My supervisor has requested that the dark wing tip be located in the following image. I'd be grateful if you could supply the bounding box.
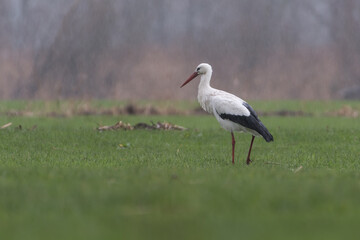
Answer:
[219,112,274,142]
[243,102,274,142]
[265,133,274,142]
[242,102,258,120]
[258,121,273,142]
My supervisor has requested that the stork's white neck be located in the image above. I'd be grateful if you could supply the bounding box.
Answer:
[198,69,213,90]
[197,69,215,113]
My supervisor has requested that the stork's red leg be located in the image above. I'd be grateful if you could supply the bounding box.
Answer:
[246,136,255,165]
[231,132,235,164]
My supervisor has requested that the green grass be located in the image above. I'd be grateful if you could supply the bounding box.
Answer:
[1,101,360,240]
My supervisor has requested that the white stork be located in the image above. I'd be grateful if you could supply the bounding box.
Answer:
[181,63,273,165]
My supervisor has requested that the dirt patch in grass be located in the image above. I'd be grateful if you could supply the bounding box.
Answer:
[326,105,359,118]
[96,121,186,131]
[3,103,196,117]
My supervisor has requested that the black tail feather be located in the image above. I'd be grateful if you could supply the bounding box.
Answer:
[218,112,274,142]
[258,121,273,142]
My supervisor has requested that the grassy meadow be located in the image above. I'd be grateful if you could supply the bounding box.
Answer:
[0,100,360,240]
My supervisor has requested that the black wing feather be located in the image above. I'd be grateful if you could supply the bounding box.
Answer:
[243,102,259,120]
[218,102,274,142]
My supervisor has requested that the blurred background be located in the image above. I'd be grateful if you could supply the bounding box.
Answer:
[0,0,359,100]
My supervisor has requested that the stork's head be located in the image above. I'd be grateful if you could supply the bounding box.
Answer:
[181,63,212,88]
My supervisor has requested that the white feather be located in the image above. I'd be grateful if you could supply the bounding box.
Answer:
[195,63,256,134]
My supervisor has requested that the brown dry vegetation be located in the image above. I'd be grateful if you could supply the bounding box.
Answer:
[0,50,32,98]
[0,46,350,100]
[1,0,360,100]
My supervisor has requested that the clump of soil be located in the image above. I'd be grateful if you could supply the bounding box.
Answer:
[327,105,359,118]
[96,121,186,131]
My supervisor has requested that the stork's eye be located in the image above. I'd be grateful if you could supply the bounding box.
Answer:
[196,67,200,72]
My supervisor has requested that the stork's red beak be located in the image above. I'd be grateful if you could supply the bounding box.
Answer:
[181,72,199,88]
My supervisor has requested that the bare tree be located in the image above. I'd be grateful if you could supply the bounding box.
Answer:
[0,0,11,47]
[31,0,116,98]
[1,0,360,99]
[328,0,360,85]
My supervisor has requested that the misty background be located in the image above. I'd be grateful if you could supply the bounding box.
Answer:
[0,0,360,100]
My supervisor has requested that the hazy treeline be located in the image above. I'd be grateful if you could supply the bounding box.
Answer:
[0,0,360,99]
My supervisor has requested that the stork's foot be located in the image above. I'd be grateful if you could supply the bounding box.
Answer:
[246,158,252,165]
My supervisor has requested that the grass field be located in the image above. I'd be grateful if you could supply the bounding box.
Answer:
[1,100,360,240]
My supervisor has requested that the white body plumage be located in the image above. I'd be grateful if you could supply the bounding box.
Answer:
[196,63,260,136]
